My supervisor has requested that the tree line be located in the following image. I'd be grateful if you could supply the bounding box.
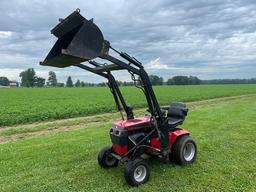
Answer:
[0,68,255,87]
[201,78,256,84]
[16,68,104,87]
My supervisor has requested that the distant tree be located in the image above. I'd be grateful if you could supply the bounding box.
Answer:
[47,71,57,86]
[0,76,10,86]
[202,78,256,84]
[166,76,202,85]
[248,78,256,84]
[188,76,201,85]
[66,76,73,87]
[123,81,129,86]
[166,78,174,85]
[149,75,163,85]
[56,83,65,87]
[19,68,36,87]
[172,76,189,85]
[124,81,134,86]
[81,81,90,87]
[34,77,45,87]
[98,82,107,87]
[88,83,95,87]
[75,80,81,87]
[116,81,122,86]
[80,81,85,87]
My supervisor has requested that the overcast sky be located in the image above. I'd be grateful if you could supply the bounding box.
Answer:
[0,0,256,83]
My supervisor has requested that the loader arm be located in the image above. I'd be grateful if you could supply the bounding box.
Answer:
[75,63,134,120]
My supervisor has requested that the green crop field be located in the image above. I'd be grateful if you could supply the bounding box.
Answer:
[0,84,256,126]
[0,95,255,191]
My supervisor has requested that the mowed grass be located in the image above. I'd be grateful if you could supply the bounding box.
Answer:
[0,96,255,191]
[0,84,256,126]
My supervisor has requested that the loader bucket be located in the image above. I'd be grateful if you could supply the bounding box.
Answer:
[40,10,105,68]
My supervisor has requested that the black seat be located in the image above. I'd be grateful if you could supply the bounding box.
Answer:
[167,102,188,128]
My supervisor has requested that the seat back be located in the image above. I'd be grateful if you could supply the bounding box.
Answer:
[167,102,188,120]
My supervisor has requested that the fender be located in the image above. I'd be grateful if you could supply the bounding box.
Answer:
[112,144,127,155]
[169,128,189,144]
[150,128,189,149]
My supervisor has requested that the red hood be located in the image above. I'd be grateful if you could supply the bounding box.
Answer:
[113,117,152,130]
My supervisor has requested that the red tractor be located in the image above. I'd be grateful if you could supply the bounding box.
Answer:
[41,9,197,186]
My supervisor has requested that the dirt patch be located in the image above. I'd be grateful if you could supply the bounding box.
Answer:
[0,122,101,144]
[0,94,255,144]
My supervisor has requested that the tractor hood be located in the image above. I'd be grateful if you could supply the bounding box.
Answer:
[113,117,152,131]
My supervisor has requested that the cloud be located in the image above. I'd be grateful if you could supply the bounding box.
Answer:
[0,31,12,38]
[146,58,170,69]
[0,0,256,82]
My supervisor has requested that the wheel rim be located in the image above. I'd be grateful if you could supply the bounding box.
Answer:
[134,165,147,182]
[105,154,116,166]
[183,142,195,161]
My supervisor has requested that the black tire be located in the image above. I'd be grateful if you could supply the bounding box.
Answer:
[124,158,150,186]
[98,146,118,168]
[171,135,197,165]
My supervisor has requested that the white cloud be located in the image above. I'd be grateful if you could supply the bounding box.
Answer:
[146,58,170,69]
[0,31,12,39]
[0,68,23,80]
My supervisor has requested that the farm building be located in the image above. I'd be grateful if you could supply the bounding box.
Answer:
[9,82,18,87]
[0,82,18,88]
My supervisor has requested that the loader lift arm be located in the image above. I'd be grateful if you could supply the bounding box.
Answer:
[75,62,134,120]
[74,47,164,129]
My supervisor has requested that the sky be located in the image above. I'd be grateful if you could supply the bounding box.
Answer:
[0,0,256,83]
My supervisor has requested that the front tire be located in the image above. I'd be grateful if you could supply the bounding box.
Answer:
[124,158,150,186]
[171,135,197,165]
[98,146,118,168]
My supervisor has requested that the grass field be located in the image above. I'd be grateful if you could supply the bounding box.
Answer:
[0,96,255,191]
[1,84,256,126]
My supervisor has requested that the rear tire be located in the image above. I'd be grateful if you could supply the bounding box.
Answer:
[171,135,197,165]
[98,146,118,168]
[124,158,150,186]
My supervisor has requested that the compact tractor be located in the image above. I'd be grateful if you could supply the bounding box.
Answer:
[41,9,197,186]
